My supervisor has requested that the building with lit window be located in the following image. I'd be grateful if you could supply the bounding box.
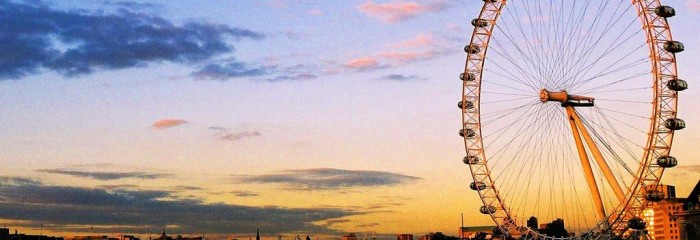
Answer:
[396,234,412,240]
[645,181,700,240]
[341,234,357,240]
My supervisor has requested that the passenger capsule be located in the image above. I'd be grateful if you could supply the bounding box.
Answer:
[655,6,676,18]
[667,79,688,91]
[460,72,476,81]
[471,19,489,27]
[664,118,686,130]
[480,205,497,214]
[627,217,647,230]
[459,128,476,138]
[664,41,685,53]
[464,45,481,54]
[463,156,480,165]
[657,156,678,168]
[645,189,665,202]
[470,181,487,190]
[458,101,474,110]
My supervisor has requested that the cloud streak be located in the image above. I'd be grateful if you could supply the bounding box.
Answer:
[36,169,172,180]
[687,0,700,12]
[376,74,425,82]
[236,168,421,190]
[0,177,358,234]
[358,1,448,23]
[344,58,383,71]
[230,191,260,197]
[152,119,188,129]
[0,1,263,79]
[210,127,262,141]
[192,61,273,80]
[340,34,448,72]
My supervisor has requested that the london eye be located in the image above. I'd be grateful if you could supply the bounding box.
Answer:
[460,0,687,239]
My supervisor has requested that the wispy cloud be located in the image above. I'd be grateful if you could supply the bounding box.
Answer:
[152,119,188,129]
[264,0,288,9]
[266,64,319,82]
[209,127,262,141]
[308,9,324,16]
[192,61,274,80]
[358,1,448,23]
[343,57,383,71]
[687,0,700,12]
[230,191,259,197]
[103,1,161,10]
[220,131,261,141]
[0,178,358,234]
[340,34,448,72]
[267,73,318,82]
[0,1,264,80]
[389,34,434,49]
[357,222,380,228]
[376,74,425,82]
[236,168,421,190]
[36,169,172,180]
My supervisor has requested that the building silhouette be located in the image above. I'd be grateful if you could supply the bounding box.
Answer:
[526,216,538,231]
[0,228,62,240]
[457,226,493,239]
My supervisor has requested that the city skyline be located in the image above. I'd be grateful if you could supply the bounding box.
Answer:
[1,0,700,238]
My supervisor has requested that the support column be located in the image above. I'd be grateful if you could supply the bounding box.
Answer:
[566,106,608,223]
[569,107,626,201]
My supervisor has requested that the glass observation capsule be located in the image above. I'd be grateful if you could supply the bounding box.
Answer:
[645,190,665,202]
[471,18,489,27]
[470,181,487,190]
[463,156,480,165]
[664,118,686,130]
[480,205,497,214]
[458,101,474,109]
[664,41,684,53]
[460,128,476,138]
[667,79,688,91]
[657,156,678,168]
[627,217,647,230]
[460,72,476,81]
[655,6,676,18]
[464,45,481,54]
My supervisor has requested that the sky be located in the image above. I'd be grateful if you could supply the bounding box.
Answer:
[0,0,699,239]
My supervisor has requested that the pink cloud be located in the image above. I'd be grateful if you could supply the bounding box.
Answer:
[152,119,188,129]
[379,50,441,63]
[339,34,447,72]
[308,9,324,16]
[687,0,700,12]
[265,0,287,8]
[358,1,447,23]
[389,34,434,49]
[343,57,381,71]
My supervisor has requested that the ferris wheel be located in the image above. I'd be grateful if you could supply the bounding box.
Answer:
[460,0,687,239]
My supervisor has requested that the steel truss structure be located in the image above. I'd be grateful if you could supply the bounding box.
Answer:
[460,0,686,239]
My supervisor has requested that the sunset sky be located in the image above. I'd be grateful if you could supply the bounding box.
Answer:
[1,0,699,239]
